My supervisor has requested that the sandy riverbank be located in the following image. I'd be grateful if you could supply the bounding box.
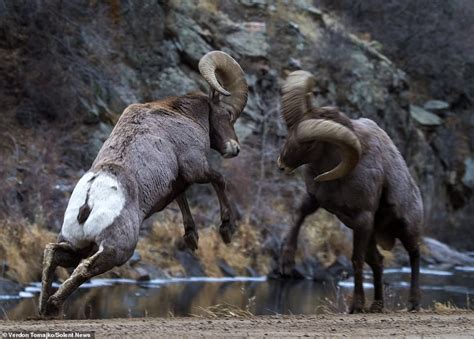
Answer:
[1,312,473,338]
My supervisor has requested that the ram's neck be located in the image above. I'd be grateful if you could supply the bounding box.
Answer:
[168,93,211,132]
[307,142,342,177]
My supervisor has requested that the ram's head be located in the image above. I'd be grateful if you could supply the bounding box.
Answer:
[199,51,248,158]
[277,71,361,182]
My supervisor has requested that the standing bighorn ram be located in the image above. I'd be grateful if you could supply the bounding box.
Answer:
[277,71,423,313]
[39,51,248,316]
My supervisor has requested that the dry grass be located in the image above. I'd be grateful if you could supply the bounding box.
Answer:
[299,209,352,268]
[432,299,473,314]
[0,205,351,284]
[433,301,462,314]
[193,302,254,319]
[314,297,341,314]
[271,2,323,42]
[0,219,56,283]
[195,0,219,12]
[135,209,268,277]
[196,220,264,276]
[0,207,268,285]
[135,212,186,277]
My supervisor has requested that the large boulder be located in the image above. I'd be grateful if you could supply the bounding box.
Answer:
[423,237,474,267]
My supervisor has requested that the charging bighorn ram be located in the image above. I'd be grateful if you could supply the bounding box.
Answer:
[39,51,248,316]
[277,71,423,313]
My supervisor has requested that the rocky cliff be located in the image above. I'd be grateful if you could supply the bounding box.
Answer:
[0,0,472,281]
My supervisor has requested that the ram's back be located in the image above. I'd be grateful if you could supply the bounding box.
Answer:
[354,118,423,249]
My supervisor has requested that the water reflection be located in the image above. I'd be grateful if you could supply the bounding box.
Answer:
[2,267,473,320]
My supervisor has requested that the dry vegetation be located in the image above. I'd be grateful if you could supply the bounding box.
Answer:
[129,199,356,280]
[135,209,270,277]
[193,301,255,319]
[298,209,351,268]
[432,301,472,314]
[0,202,354,284]
[0,219,56,284]
[0,112,82,231]
[433,301,461,314]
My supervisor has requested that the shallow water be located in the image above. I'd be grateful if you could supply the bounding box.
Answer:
[1,266,473,320]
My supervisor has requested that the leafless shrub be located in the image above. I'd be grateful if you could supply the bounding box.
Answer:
[1,0,118,126]
[0,0,123,229]
[317,0,474,102]
[0,219,56,283]
[0,129,73,230]
[193,302,254,318]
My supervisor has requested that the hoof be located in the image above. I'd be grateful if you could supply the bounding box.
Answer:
[408,302,420,312]
[39,290,53,316]
[38,298,48,316]
[38,293,46,315]
[42,298,62,317]
[183,230,199,251]
[349,307,365,314]
[349,302,365,314]
[369,300,384,313]
[219,220,235,244]
[279,249,296,276]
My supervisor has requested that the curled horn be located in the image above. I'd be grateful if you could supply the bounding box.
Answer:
[297,119,362,182]
[198,51,248,122]
[281,70,316,129]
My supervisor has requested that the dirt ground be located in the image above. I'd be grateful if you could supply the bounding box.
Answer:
[1,312,473,338]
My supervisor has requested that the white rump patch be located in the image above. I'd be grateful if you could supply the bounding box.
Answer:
[61,171,125,248]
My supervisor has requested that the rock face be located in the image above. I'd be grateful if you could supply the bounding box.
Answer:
[176,250,206,277]
[463,158,474,189]
[0,0,472,272]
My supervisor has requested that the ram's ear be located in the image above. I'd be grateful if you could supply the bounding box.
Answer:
[209,90,219,104]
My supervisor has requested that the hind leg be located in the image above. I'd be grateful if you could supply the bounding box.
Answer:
[39,242,83,316]
[348,212,374,314]
[280,193,319,275]
[399,229,421,311]
[365,236,384,312]
[43,243,132,316]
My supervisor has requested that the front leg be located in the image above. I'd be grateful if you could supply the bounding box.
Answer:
[280,193,319,276]
[365,235,384,313]
[197,168,236,244]
[176,193,199,251]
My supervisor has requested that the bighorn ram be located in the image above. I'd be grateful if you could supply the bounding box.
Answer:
[277,71,423,313]
[39,51,248,316]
